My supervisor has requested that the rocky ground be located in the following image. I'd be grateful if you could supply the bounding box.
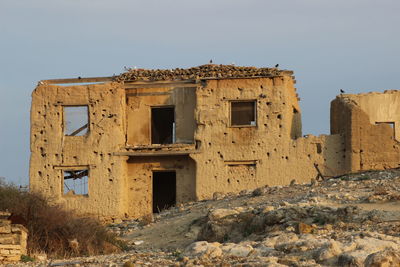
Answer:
[8,169,400,266]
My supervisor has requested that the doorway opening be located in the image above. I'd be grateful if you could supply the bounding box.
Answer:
[151,107,175,144]
[152,171,176,213]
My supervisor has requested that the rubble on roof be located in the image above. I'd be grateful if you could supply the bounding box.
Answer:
[115,64,291,82]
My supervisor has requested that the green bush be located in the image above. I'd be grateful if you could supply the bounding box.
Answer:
[0,182,127,258]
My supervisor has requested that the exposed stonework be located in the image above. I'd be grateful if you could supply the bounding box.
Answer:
[29,64,400,220]
[0,212,28,263]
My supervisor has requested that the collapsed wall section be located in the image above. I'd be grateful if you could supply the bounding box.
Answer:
[331,91,400,171]
[30,82,127,218]
[0,212,27,263]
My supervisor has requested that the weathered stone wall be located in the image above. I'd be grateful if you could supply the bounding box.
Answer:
[331,91,400,171]
[30,67,399,220]
[30,83,128,219]
[0,212,28,263]
[192,77,346,199]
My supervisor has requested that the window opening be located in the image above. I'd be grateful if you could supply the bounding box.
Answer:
[151,107,175,144]
[375,122,395,139]
[152,171,176,213]
[63,169,89,196]
[231,101,256,126]
[316,143,322,154]
[375,122,394,128]
[64,106,89,136]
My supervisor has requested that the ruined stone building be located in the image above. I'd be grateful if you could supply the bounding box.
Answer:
[29,65,400,219]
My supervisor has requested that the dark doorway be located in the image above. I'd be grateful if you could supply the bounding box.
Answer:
[151,107,175,144]
[152,171,176,213]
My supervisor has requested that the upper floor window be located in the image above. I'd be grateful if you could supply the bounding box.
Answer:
[151,106,175,144]
[230,101,256,126]
[63,106,89,136]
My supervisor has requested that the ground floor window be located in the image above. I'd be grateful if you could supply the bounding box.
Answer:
[63,169,89,196]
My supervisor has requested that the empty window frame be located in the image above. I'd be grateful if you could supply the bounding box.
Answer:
[375,121,395,139]
[230,101,256,126]
[63,169,89,196]
[63,106,89,136]
[151,106,175,144]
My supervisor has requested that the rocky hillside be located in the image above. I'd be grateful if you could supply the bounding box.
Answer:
[8,169,400,266]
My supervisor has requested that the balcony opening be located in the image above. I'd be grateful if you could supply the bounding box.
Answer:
[151,107,175,144]
[152,171,176,213]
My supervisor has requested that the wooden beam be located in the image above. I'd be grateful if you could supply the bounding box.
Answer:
[68,123,88,136]
[224,160,257,166]
[42,76,114,84]
[114,150,198,157]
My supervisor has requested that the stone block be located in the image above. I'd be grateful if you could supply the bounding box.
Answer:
[0,212,11,220]
[4,254,21,262]
[0,235,17,244]
[11,224,28,234]
[8,249,22,255]
[0,249,10,255]
[0,244,23,250]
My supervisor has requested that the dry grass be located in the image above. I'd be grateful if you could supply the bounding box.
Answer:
[0,182,127,258]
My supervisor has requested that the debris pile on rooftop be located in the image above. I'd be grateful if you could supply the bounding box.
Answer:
[115,64,290,82]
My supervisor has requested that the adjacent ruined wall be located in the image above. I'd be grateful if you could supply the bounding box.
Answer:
[30,82,128,219]
[192,77,346,199]
[0,212,28,263]
[331,91,400,171]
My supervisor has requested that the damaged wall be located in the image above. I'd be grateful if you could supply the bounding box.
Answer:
[30,82,128,218]
[192,77,346,199]
[0,212,28,263]
[331,91,400,171]
[29,65,399,220]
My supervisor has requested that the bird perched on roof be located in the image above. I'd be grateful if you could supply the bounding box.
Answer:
[340,89,345,94]
[209,59,213,64]
[275,64,279,68]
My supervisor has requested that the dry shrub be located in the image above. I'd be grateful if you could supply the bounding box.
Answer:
[0,182,126,258]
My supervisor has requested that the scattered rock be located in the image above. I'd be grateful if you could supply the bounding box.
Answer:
[296,222,315,234]
[252,186,269,196]
[133,240,144,246]
[364,248,400,267]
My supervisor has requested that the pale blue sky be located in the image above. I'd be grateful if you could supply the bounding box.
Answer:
[1,0,400,185]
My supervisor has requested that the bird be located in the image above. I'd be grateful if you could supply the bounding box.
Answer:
[340,89,345,94]
[275,64,279,68]
[78,76,81,80]
[209,59,213,64]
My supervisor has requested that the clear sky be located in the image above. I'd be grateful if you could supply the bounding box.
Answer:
[1,0,400,185]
